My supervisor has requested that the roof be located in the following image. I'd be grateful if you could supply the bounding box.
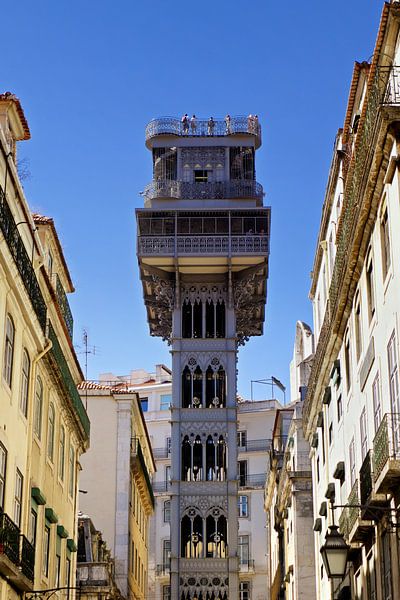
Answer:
[78,381,135,394]
[32,213,74,291]
[0,92,30,140]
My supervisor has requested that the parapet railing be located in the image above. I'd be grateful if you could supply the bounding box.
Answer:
[137,234,269,256]
[145,116,261,144]
[144,179,263,201]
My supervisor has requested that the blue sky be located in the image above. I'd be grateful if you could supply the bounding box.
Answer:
[2,0,383,399]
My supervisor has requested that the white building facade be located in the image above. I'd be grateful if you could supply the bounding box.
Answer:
[137,116,270,600]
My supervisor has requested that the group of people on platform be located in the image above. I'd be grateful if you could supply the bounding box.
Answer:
[180,113,259,135]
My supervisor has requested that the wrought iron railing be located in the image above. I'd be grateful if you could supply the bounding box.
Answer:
[152,480,170,493]
[144,180,263,201]
[338,508,349,539]
[239,559,255,572]
[0,511,20,567]
[55,273,74,339]
[304,64,400,425]
[237,439,272,452]
[48,321,90,438]
[152,447,171,459]
[373,413,400,480]
[360,450,373,505]
[238,474,266,488]
[0,186,47,331]
[20,534,35,580]
[138,234,269,256]
[131,437,155,507]
[348,479,360,533]
[145,116,261,143]
[155,563,171,576]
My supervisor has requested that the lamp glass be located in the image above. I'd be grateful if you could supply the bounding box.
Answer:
[320,525,349,579]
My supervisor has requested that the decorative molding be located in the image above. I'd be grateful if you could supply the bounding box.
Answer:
[180,497,227,516]
[180,422,228,436]
[180,146,226,170]
[181,283,227,305]
[181,352,226,371]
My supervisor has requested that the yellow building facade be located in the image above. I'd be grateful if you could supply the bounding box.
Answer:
[0,92,89,600]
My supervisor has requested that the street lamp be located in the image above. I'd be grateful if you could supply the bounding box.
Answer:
[320,523,350,580]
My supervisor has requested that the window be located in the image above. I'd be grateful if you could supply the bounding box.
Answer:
[344,334,352,392]
[47,402,55,461]
[34,376,43,439]
[237,431,247,448]
[238,535,250,565]
[162,539,171,567]
[140,397,148,412]
[194,170,208,182]
[388,332,399,414]
[166,437,171,455]
[372,374,382,433]
[20,349,30,417]
[349,438,356,488]
[238,495,248,517]
[238,461,247,486]
[328,423,333,446]
[337,394,343,421]
[0,443,7,510]
[239,582,250,600]
[3,314,15,387]
[43,525,50,576]
[166,465,171,483]
[381,531,393,600]
[354,297,362,361]
[360,408,368,461]
[316,456,320,482]
[66,557,71,587]
[55,553,61,588]
[366,551,377,600]
[68,446,75,497]
[163,500,171,522]
[366,254,375,321]
[163,586,171,600]
[380,206,391,280]
[59,426,65,481]
[48,250,53,277]
[29,507,37,546]
[14,469,23,527]
[160,394,171,410]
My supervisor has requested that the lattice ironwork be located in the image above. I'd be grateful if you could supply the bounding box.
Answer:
[373,413,400,479]
[144,179,263,201]
[0,511,20,566]
[138,234,269,257]
[0,185,47,331]
[48,321,90,438]
[55,274,73,339]
[360,450,373,505]
[347,479,360,533]
[20,534,35,581]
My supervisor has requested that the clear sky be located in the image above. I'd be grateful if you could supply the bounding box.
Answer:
[2,0,383,400]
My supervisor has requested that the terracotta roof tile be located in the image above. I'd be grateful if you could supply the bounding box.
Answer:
[0,92,30,140]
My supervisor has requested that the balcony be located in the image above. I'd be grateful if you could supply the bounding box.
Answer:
[55,273,73,339]
[138,234,269,257]
[152,481,170,494]
[131,437,155,508]
[239,559,255,573]
[145,116,261,147]
[77,562,109,587]
[238,439,271,453]
[143,180,264,202]
[152,447,171,459]
[347,479,373,543]
[373,413,400,493]
[0,512,35,590]
[238,474,266,489]
[359,450,388,519]
[48,321,90,439]
[0,185,47,331]
[155,563,170,577]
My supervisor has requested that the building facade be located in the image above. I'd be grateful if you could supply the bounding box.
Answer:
[304,3,400,598]
[137,115,270,600]
[0,92,89,600]
[78,382,155,600]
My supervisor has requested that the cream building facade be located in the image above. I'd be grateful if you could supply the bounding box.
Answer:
[304,3,400,598]
[78,382,155,600]
[0,92,89,600]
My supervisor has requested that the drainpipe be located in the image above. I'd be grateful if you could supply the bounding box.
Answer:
[22,339,52,534]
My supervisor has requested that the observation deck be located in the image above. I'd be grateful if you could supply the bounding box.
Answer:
[143,180,264,205]
[145,115,262,149]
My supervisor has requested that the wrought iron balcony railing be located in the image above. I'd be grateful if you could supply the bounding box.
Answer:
[373,413,400,481]
[19,535,35,581]
[0,186,47,331]
[238,474,266,489]
[152,447,171,459]
[360,450,373,505]
[338,508,349,540]
[347,479,360,534]
[145,116,261,144]
[48,321,90,438]
[155,563,171,577]
[237,439,272,453]
[131,437,155,507]
[55,273,74,339]
[144,180,264,202]
[0,511,20,566]
[138,234,269,257]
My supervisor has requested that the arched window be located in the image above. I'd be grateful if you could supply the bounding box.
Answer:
[34,376,43,439]
[182,300,203,339]
[181,512,203,558]
[206,435,226,481]
[206,300,226,338]
[182,301,192,338]
[59,426,65,481]
[182,366,203,408]
[206,513,227,558]
[182,436,203,481]
[206,366,226,408]
[20,349,30,417]
[182,436,191,481]
[47,403,55,461]
[3,315,15,387]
